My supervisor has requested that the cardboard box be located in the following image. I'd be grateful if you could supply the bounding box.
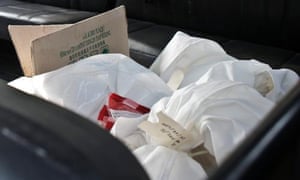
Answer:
[9,6,129,76]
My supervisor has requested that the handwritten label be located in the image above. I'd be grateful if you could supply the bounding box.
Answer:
[138,111,193,150]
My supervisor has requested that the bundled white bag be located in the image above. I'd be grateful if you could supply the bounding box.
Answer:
[150,31,237,89]
[196,60,299,102]
[146,80,275,163]
[9,54,172,122]
[112,80,275,179]
[113,81,275,164]
[150,31,299,102]
[111,32,298,179]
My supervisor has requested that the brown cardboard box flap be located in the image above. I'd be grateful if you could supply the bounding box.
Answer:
[9,6,128,76]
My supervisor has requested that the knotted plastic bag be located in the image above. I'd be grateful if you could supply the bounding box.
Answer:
[112,80,275,164]
[9,54,172,122]
[147,80,275,163]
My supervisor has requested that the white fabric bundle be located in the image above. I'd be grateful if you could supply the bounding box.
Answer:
[113,81,275,163]
[150,31,299,102]
[150,31,237,88]
[9,54,172,122]
[147,80,275,163]
[195,60,299,102]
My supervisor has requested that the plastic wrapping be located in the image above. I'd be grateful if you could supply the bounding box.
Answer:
[113,81,275,163]
[150,31,236,88]
[147,81,275,163]
[195,60,299,102]
[9,54,172,122]
[150,31,299,101]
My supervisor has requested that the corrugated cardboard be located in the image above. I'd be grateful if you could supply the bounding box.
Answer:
[8,6,129,76]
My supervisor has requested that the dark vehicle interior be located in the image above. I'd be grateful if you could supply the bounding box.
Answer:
[0,0,299,179]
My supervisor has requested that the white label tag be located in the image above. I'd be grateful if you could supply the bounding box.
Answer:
[138,111,193,150]
[109,109,142,119]
[254,71,274,96]
[167,69,185,91]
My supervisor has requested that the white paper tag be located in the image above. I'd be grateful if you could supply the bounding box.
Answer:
[138,111,193,150]
[254,71,274,96]
[167,69,185,91]
[109,109,142,119]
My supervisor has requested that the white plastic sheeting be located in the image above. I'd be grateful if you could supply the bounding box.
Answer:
[148,80,275,163]
[8,54,172,122]
[150,31,237,88]
[150,31,298,102]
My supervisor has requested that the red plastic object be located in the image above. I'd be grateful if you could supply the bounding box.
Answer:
[98,93,150,130]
